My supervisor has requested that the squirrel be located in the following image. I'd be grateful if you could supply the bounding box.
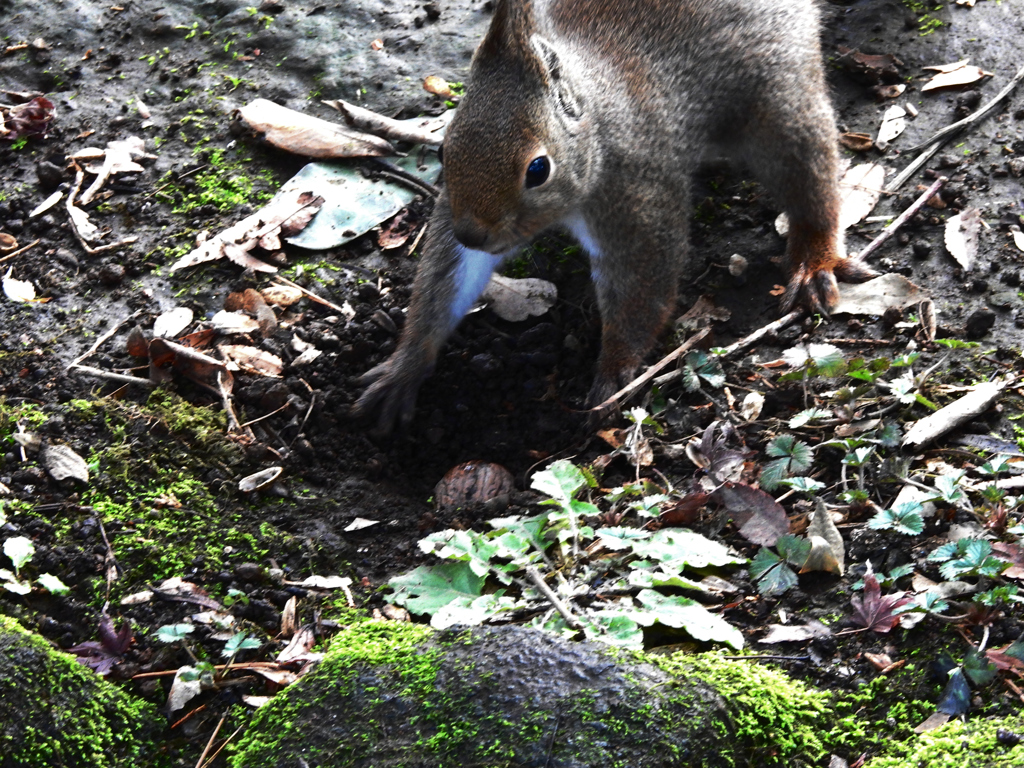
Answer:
[355,0,875,433]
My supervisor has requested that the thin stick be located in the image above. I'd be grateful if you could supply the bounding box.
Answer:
[68,310,141,370]
[199,724,245,768]
[718,655,811,662]
[0,238,41,264]
[906,62,1024,152]
[856,176,947,262]
[67,166,138,254]
[885,142,945,194]
[218,371,241,433]
[270,274,349,315]
[68,364,155,387]
[195,711,228,768]
[133,661,287,679]
[525,566,583,631]
[588,327,711,415]
[370,158,440,197]
[239,402,289,429]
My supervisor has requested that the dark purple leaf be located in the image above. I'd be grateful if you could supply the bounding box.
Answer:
[849,564,912,633]
[2,97,56,140]
[67,615,132,676]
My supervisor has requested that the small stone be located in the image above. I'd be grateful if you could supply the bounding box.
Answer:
[911,241,931,260]
[234,562,266,583]
[98,263,125,285]
[35,160,64,190]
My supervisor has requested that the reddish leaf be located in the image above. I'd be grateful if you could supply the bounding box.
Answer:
[67,614,132,676]
[713,482,789,546]
[2,96,56,140]
[659,492,710,526]
[850,564,912,633]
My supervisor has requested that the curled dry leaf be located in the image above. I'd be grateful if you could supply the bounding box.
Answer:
[713,482,789,547]
[839,132,874,152]
[676,294,731,331]
[944,207,982,271]
[323,99,446,145]
[2,269,39,303]
[0,96,56,140]
[171,191,324,273]
[78,136,155,205]
[921,60,993,92]
[261,284,304,308]
[29,190,62,218]
[239,466,283,493]
[799,501,845,576]
[739,391,765,422]
[836,47,903,85]
[236,98,395,158]
[41,443,89,484]
[1010,225,1024,252]
[0,233,16,253]
[225,288,277,338]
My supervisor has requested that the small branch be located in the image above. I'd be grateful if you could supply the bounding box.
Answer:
[68,310,141,370]
[369,158,440,197]
[589,327,711,416]
[0,238,41,265]
[525,566,583,631]
[271,274,349,315]
[718,655,811,662]
[856,177,947,262]
[68,364,155,387]
[199,724,245,768]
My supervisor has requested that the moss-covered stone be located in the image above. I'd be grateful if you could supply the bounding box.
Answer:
[229,621,831,768]
[0,615,166,768]
[865,715,1024,768]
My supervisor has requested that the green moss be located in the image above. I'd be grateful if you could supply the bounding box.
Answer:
[651,651,830,765]
[0,615,166,767]
[158,147,277,214]
[866,715,1024,768]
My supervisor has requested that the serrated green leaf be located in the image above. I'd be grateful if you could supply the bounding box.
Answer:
[595,527,652,551]
[749,547,781,580]
[776,534,812,566]
[963,647,997,686]
[418,529,498,578]
[627,561,706,590]
[431,592,516,629]
[789,408,831,428]
[630,529,744,568]
[387,561,486,616]
[758,459,790,492]
[633,589,743,649]
[157,624,195,643]
[868,502,924,535]
[222,631,261,658]
[531,459,587,503]
[778,476,825,495]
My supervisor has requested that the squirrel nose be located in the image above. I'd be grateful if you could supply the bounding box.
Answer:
[452,218,491,250]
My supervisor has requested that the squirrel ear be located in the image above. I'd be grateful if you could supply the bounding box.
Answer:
[531,36,582,120]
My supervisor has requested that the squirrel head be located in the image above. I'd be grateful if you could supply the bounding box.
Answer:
[442,0,595,253]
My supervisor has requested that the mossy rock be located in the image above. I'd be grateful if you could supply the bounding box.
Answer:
[0,615,166,768]
[230,621,829,767]
[865,715,1024,768]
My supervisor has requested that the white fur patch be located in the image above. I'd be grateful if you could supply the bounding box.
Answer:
[563,213,604,285]
[449,244,506,325]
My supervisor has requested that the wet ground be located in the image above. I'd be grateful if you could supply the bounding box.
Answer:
[1,0,1024,765]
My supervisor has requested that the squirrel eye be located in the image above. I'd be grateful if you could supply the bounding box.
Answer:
[525,156,550,188]
[437,144,444,165]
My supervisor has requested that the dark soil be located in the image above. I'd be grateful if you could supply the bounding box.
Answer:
[2,0,1024,766]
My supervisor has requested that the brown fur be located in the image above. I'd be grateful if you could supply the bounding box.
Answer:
[355,0,875,432]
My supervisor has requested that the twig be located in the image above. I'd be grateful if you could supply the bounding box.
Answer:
[855,177,947,262]
[195,711,228,768]
[171,704,207,729]
[718,655,811,662]
[67,166,138,255]
[369,158,440,197]
[68,310,142,370]
[68,364,155,387]
[239,402,289,429]
[888,62,1024,193]
[133,661,287,679]
[271,274,349,315]
[525,566,583,631]
[96,518,120,604]
[0,238,41,265]
[218,371,241,433]
[199,724,245,768]
[403,221,428,258]
[719,310,804,359]
[588,327,711,416]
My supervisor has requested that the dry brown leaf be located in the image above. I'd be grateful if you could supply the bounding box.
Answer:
[219,344,284,377]
[323,99,446,145]
[225,288,277,337]
[236,98,395,158]
[922,61,993,91]
[832,274,929,316]
[153,307,193,339]
[838,163,886,229]
[839,132,874,152]
[434,462,516,509]
[876,104,907,144]
[261,284,304,308]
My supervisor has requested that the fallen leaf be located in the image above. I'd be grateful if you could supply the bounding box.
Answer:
[839,132,874,152]
[67,615,132,676]
[238,467,283,493]
[78,136,155,205]
[832,274,929,316]
[800,500,845,575]
[261,284,304,308]
[1,96,56,140]
[423,75,457,99]
[480,274,557,322]
[944,207,982,270]
[1010,225,1024,252]
[236,98,395,158]
[29,190,63,218]
[3,269,38,303]
[344,518,380,532]
[675,295,731,330]
[149,337,235,393]
[760,620,832,644]
[167,666,204,713]
[714,482,789,547]
[850,564,912,633]
[225,288,277,337]
[922,61,993,91]
[210,310,261,335]
[876,104,907,145]
[838,163,886,230]
[41,443,89,484]
[323,99,446,145]
[836,47,903,85]
[153,307,193,339]
[739,391,765,422]
[153,577,225,611]
[219,344,283,377]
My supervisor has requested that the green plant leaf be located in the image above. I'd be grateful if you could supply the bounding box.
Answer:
[387,561,486,616]
[630,529,744,568]
[789,408,831,428]
[3,536,35,572]
[963,647,997,686]
[0,569,32,594]
[531,459,587,503]
[867,501,924,535]
[222,631,261,658]
[595,527,652,551]
[157,624,195,643]
[418,529,499,578]
[431,592,516,630]
[633,589,743,649]
[749,548,798,596]
[777,476,825,495]
[37,573,70,594]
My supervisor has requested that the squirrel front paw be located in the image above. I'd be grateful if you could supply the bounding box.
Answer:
[780,256,877,316]
[352,352,433,435]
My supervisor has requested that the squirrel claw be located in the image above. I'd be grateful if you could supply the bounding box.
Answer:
[352,358,428,436]
[780,256,877,317]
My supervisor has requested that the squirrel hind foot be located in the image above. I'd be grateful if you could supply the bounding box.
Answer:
[780,255,879,317]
